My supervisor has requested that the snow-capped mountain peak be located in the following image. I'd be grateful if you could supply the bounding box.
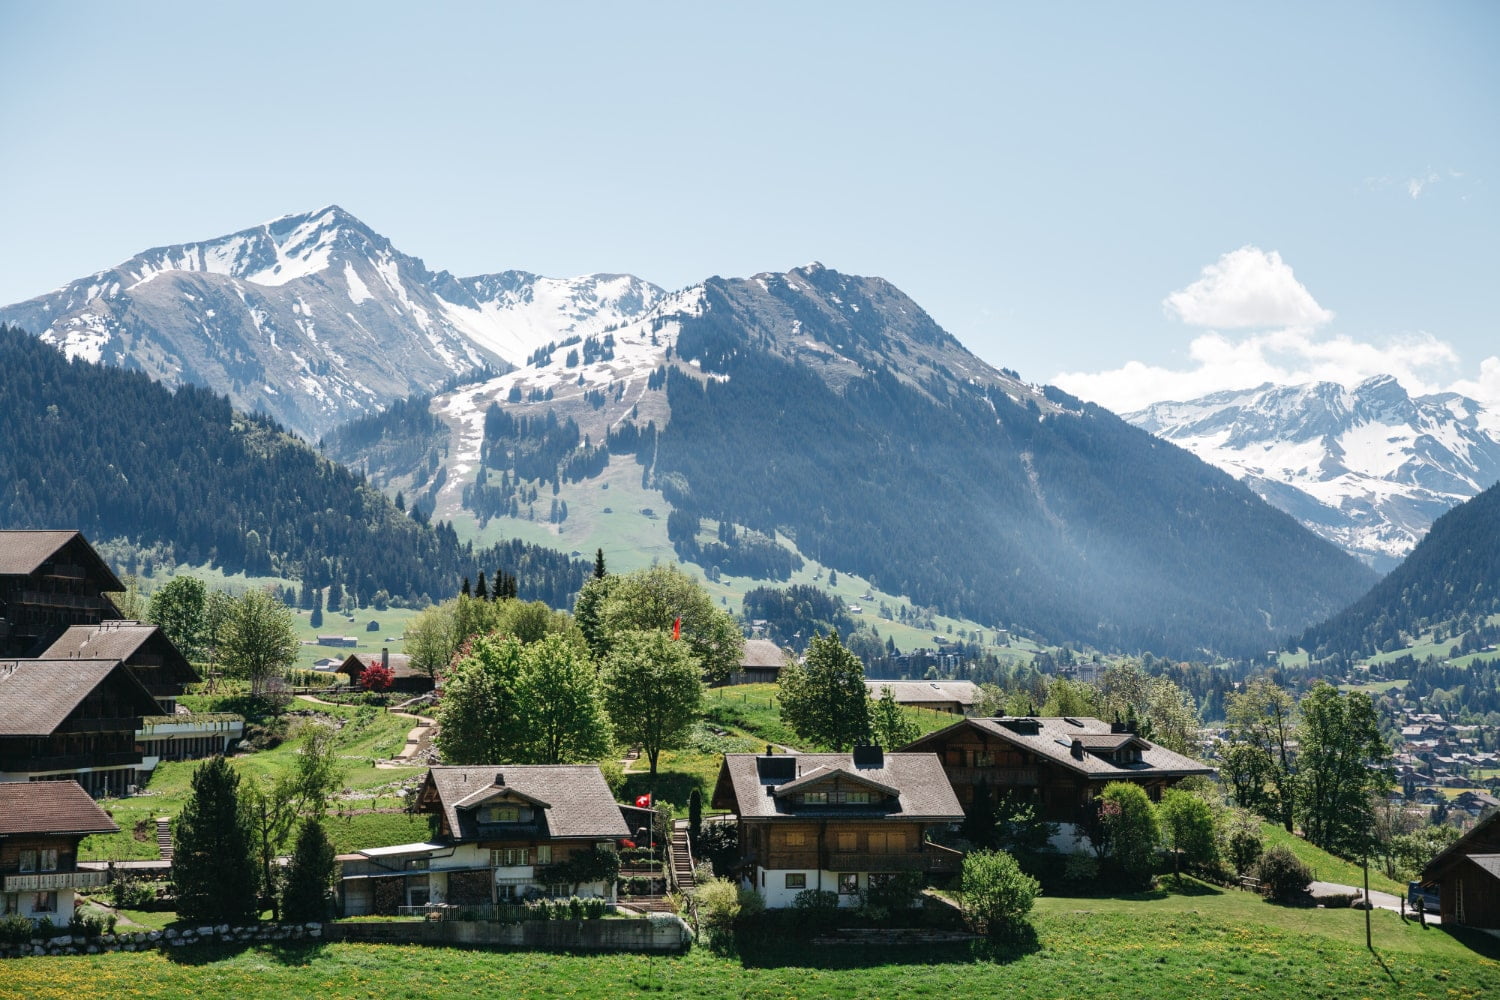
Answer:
[0,208,663,440]
[1127,377,1500,569]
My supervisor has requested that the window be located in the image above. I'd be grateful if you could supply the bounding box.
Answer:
[837,873,859,895]
[484,804,522,823]
[33,891,56,913]
[18,850,35,873]
[535,845,552,864]
[1,894,16,915]
[867,832,888,853]
[784,873,806,889]
[973,751,995,767]
[782,831,806,847]
[39,849,57,871]
[833,790,871,804]
[491,848,531,867]
[800,792,827,805]
[867,873,893,890]
[404,857,429,871]
[836,831,857,852]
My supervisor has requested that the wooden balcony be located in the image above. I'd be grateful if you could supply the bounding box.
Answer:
[4,870,108,892]
[943,766,1039,786]
[760,846,965,875]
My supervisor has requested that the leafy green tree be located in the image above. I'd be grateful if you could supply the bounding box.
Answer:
[495,599,574,645]
[1223,678,1299,830]
[147,575,207,661]
[959,849,1040,937]
[1098,661,1199,756]
[280,818,337,922]
[172,756,258,924]
[220,588,299,698]
[404,602,458,680]
[779,632,871,750]
[1296,682,1391,855]
[1157,788,1218,882]
[599,564,743,682]
[202,588,235,674]
[517,633,612,764]
[1043,676,1101,717]
[869,685,920,749]
[435,633,528,764]
[600,629,703,777]
[1096,782,1160,888]
[244,720,347,918]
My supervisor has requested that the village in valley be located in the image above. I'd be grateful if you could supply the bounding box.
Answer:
[1,528,1496,996]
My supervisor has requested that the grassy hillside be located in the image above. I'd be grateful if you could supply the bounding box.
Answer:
[1258,823,1406,896]
[9,879,1496,999]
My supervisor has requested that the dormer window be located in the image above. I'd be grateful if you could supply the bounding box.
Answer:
[482,804,528,823]
[797,789,875,806]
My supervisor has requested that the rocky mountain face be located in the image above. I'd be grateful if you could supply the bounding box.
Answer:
[338,262,1378,658]
[0,207,661,439]
[1126,377,1500,571]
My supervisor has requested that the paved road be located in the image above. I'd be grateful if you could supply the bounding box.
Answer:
[1310,880,1440,924]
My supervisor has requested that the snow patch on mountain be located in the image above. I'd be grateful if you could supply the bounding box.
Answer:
[1128,377,1500,569]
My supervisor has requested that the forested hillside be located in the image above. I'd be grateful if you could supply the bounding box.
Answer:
[0,324,587,607]
[1300,479,1500,658]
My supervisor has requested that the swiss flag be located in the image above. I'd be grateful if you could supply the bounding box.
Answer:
[672,617,681,641]
[635,793,652,808]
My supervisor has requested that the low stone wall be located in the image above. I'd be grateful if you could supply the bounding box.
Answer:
[0,921,323,960]
[326,914,691,953]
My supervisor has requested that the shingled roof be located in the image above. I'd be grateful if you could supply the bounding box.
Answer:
[740,639,786,670]
[903,716,1215,780]
[865,680,981,707]
[0,781,119,836]
[421,765,630,842]
[0,659,162,735]
[40,622,199,684]
[0,530,122,589]
[714,752,963,821]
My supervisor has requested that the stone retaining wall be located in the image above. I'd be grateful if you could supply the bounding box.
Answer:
[326,914,691,953]
[0,921,323,960]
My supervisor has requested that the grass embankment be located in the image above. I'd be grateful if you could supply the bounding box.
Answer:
[80,697,425,861]
[10,879,1496,999]
[1258,822,1407,896]
[704,683,959,751]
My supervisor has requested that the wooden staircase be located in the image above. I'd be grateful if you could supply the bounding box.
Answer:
[155,817,173,863]
[670,825,696,893]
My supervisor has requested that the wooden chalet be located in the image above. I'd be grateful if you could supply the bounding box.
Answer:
[901,716,1215,845]
[712,747,965,908]
[0,659,163,796]
[40,621,199,714]
[337,765,629,915]
[1420,808,1500,929]
[865,679,982,715]
[724,639,787,686]
[0,781,117,925]
[0,531,122,657]
[336,649,432,694]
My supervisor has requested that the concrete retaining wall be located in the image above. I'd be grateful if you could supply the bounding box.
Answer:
[0,921,323,960]
[326,914,691,953]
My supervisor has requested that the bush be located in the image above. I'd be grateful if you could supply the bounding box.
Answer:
[1157,789,1219,880]
[0,914,34,945]
[859,870,924,916]
[110,877,156,910]
[67,912,109,939]
[960,849,1040,937]
[1228,827,1264,877]
[1097,783,1160,889]
[693,877,742,939]
[1254,844,1313,903]
[1064,850,1099,883]
[1319,892,1359,908]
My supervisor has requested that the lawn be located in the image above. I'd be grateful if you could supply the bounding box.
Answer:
[704,682,959,753]
[6,879,1496,999]
[80,697,426,861]
[1258,822,1407,896]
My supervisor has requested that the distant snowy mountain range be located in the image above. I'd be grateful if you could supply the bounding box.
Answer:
[1126,377,1500,570]
[0,206,661,439]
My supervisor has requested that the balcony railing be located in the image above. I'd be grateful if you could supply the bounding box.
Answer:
[4,870,108,891]
[56,716,144,734]
[944,766,1039,786]
[6,751,141,772]
[823,847,963,874]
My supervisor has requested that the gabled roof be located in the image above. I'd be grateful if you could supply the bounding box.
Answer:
[0,781,119,837]
[0,659,162,735]
[0,530,123,590]
[771,765,901,800]
[714,752,963,821]
[865,680,981,706]
[40,622,199,684]
[901,716,1215,780]
[337,652,419,678]
[740,639,785,670]
[1423,808,1500,882]
[421,765,629,843]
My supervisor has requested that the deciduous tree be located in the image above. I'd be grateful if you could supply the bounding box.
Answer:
[517,633,611,764]
[435,633,528,764]
[1296,682,1391,855]
[600,629,703,777]
[869,685,919,750]
[1223,678,1299,831]
[779,632,870,750]
[220,588,299,698]
[147,575,207,661]
[599,564,743,682]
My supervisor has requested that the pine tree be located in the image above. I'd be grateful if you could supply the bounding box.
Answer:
[594,548,607,579]
[461,576,471,597]
[280,818,336,922]
[172,756,259,923]
[475,571,489,600]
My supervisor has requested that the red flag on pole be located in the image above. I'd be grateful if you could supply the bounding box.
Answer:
[672,617,681,640]
[635,793,651,808]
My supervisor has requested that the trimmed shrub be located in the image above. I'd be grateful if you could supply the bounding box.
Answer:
[0,914,34,945]
[1228,827,1264,877]
[1254,844,1313,903]
[960,849,1041,937]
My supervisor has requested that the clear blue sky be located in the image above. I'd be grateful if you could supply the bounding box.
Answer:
[2,1,1496,411]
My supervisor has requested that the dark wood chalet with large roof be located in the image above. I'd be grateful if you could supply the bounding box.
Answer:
[1420,808,1500,929]
[901,716,1215,848]
[40,621,199,714]
[0,531,122,657]
[0,659,163,796]
[712,748,965,908]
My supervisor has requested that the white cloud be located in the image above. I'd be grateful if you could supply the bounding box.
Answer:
[1164,246,1333,330]
[1407,171,1440,199]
